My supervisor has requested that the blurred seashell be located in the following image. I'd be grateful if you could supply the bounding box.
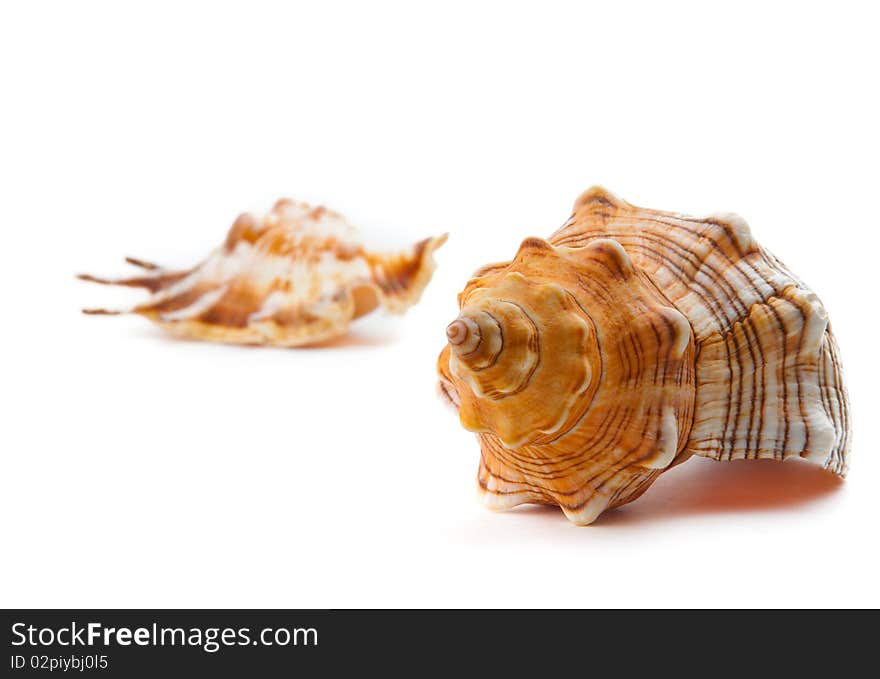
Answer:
[438,187,850,525]
[80,198,446,346]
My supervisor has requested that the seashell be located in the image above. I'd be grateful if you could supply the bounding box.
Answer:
[80,198,446,346]
[438,187,850,525]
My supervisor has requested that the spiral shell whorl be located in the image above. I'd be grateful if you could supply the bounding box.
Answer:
[446,243,602,449]
[445,317,480,352]
[438,232,698,524]
[446,311,503,371]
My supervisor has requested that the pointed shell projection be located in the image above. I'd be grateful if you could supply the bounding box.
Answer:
[80,199,446,346]
[438,187,851,525]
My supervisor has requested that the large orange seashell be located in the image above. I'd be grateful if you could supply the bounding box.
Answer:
[438,187,850,525]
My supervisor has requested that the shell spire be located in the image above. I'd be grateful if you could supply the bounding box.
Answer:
[439,187,850,525]
[79,198,446,347]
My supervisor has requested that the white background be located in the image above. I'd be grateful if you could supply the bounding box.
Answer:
[2,1,878,608]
